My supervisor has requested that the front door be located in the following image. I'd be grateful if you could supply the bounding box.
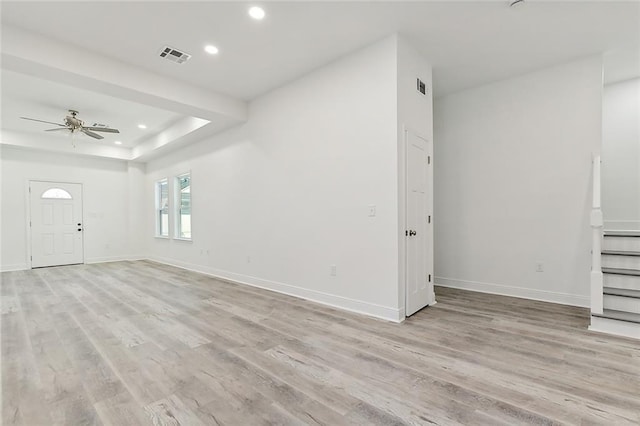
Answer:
[405,130,434,316]
[30,181,84,268]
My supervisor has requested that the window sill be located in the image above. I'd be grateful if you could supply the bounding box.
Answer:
[174,237,193,242]
[154,235,170,240]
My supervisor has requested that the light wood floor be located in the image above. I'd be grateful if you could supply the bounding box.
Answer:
[2,261,640,425]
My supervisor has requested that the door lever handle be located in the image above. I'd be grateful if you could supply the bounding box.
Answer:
[409,230,417,236]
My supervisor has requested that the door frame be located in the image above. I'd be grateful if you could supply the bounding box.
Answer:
[26,179,85,269]
[400,126,435,318]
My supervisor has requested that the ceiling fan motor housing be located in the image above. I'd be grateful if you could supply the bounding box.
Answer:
[65,115,84,130]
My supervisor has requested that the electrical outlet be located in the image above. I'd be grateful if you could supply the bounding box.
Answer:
[368,205,376,217]
[330,265,337,276]
[536,262,544,272]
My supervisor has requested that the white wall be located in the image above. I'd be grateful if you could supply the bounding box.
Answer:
[602,78,640,231]
[0,146,135,270]
[126,161,147,259]
[434,56,603,307]
[143,36,402,320]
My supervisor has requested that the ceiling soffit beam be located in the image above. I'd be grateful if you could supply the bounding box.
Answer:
[132,116,211,161]
[133,118,238,163]
[1,117,228,163]
[1,25,248,123]
[0,129,133,161]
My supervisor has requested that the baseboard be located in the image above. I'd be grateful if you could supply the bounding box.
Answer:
[0,256,145,272]
[435,276,590,308]
[147,256,403,323]
[604,220,640,231]
[85,255,144,264]
[0,263,28,272]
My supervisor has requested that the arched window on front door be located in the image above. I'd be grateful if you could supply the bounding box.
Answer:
[41,188,72,199]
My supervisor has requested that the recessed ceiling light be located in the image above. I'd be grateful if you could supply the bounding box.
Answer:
[114,141,122,145]
[204,45,219,55]
[138,124,147,129]
[248,6,265,20]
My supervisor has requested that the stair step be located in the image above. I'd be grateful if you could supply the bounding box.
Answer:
[592,309,640,324]
[603,236,640,252]
[590,314,640,339]
[604,272,640,291]
[604,289,640,314]
[601,250,640,256]
[604,287,640,298]
[603,267,640,277]
[602,253,640,270]
[604,230,640,237]
[602,235,640,252]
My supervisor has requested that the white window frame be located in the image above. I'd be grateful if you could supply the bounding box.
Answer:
[174,172,192,241]
[155,178,169,238]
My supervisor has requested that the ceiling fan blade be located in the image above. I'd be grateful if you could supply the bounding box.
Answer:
[81,129,104,140]
[20,117,66,126]
[44,128,70,132]
[83,126,120,133]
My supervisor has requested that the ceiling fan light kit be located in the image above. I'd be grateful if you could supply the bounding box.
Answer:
[20,109,120,141]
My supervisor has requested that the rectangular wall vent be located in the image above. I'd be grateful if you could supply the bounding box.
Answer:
[159,46,191,64]
[417,78,427,95]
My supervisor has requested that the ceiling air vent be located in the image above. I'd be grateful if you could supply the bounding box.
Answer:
[159,46,191,64]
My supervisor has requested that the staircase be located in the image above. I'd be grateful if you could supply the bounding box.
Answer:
[590,230,640,339]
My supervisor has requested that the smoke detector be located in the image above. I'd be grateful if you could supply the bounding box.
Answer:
[159,46,191,64]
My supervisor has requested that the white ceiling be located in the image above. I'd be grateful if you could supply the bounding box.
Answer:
[1,1,639,160]
[1,71,183,148]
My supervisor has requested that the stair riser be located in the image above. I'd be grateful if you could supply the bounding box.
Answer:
[602,255,640,271]
[604,274,640,291]
[590,316,640,339]
[604,295,640,314]
[603,236,640,252]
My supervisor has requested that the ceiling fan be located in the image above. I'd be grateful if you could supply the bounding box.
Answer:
[20,109,120,140]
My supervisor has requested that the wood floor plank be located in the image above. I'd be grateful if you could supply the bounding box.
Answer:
[196,343,349,425]
[3,271,57,426]
[144,394,206,426]
[94,391,150,426]
[254,314,590,423]
[3,261,640,425]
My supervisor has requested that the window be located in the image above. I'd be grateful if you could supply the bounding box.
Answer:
[155,179,169,237]
[41,188,72,199]
[175,172,191,239]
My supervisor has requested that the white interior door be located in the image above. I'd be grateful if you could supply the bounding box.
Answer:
[30,181,84,268]
[406,130,434,316]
